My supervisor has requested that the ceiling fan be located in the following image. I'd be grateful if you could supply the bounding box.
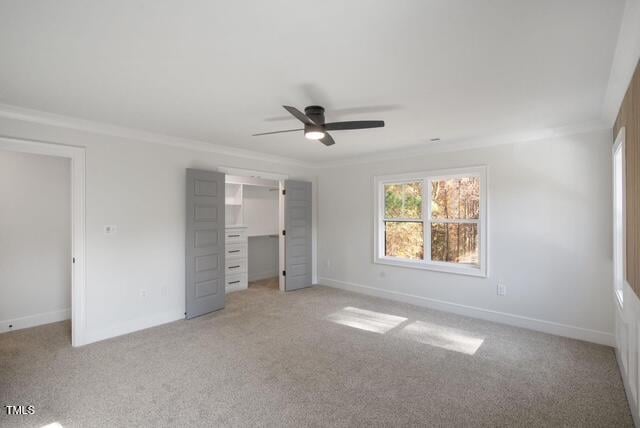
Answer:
[252,105,385,146]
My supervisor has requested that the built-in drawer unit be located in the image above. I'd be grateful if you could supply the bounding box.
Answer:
[225,228,247,244]
[225,258,247,275]
[224,225,248,293]
[225,272,248,294]
[225,243,247,260]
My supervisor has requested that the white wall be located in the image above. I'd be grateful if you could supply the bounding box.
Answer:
[616,282,640,424]
[0,150,71,331]
[0,115,317,345]
[244,185,278,236]
[243,185,279,281]
[317,129,614,345]
[0,112,614,347]
[248,236,278,281]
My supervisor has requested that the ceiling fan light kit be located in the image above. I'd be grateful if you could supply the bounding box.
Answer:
[253,105,385,147]
[304,124,325,140]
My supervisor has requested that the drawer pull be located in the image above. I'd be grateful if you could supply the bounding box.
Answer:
[229,265,240,269]
[228,234,240,237]
[228,280,240,284]
[228,250,240,253]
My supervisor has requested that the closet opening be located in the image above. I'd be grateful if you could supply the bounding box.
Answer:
[223,171,285,293]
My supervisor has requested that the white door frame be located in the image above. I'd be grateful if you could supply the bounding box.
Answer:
[613,127,627,308]
[0,136,86,347]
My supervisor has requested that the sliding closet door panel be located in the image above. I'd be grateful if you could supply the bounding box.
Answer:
[186,169,225,318]
[284,180,312,291]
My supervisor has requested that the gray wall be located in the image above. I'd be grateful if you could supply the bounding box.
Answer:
[248,236,278,281]
[0,150,70,330]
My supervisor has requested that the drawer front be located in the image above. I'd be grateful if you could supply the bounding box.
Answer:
[224,243,247,260]
[225,258,247,275]
[225,229,247,244]
[225,272,247,293]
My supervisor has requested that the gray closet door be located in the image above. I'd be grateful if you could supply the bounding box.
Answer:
[185,169,225,318]
[285,180,312,291]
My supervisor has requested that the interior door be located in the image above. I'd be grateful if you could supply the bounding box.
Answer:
[284,180,312,291]
[185,169,225,318]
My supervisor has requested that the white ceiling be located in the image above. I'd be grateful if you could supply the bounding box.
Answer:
[0,1,625,163]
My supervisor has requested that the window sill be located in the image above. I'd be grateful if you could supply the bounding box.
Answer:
[375,256,486,278]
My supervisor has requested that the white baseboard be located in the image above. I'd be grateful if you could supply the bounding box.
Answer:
[1,308,70,333]
[84,310,184,345]
[248,270,278,282]
[319,277,614,347]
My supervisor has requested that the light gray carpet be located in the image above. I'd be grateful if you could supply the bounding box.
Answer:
[0,280,632,427]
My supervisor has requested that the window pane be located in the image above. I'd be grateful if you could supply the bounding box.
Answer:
[431,177,479,220]
[385,182,422,219]
[385,221,424,260]
[431,223,478,265]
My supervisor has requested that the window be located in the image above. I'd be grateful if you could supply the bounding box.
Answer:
[374,166,487,276]
[613,128,626,307]
[384,181,424,260]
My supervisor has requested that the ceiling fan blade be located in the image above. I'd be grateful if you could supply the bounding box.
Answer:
[252,128,303,136]
[324,120,385,131]
[319,132,335,146]
[283,105,316,125]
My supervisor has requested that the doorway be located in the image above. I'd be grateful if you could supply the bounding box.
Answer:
[222,169,287,292]
[0,137,86,347]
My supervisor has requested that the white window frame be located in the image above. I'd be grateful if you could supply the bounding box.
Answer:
[613,128,626,309]
[373,166,487,277]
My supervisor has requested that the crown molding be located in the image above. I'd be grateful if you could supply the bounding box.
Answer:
[0,102,316,168]
[318,119,610,168]
[0,102,610,171]
[602,0,640,125]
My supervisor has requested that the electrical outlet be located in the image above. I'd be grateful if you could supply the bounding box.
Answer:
[139,289,147,298]
[497,282,506,296]
[104,225,117,235]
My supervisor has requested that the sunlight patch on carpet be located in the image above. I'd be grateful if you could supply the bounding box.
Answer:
[326,306,408,333]
[395,320,485,355]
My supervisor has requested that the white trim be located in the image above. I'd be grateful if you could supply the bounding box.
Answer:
[602,0,640,125]
[615,277,640,424]
[0,308,71,333]
[319,277,614,346]
[0,102,312,168]
[373,165,487,277]
[218,166,289,181]
[616,345,640,428]
[613,127,626,308]
[0,136,87,347]
[279,180,286,292]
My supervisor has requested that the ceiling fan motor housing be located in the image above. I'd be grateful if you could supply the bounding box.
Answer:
[304,105,325,125]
